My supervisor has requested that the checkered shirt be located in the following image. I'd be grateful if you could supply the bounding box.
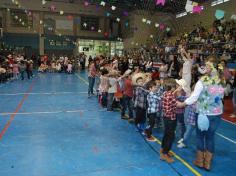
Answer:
[162,91,177,120]
[186,104,197,126]
[147,91,162,114]
[133,86,148,109]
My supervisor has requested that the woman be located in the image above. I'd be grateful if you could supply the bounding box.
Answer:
[88,60,97,97]
[177,57,224,171]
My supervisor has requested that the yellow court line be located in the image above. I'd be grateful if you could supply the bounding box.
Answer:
[152,136,202,176]
[76,73,202,176]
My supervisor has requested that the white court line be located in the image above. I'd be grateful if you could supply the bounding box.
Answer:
[222,118,236,126]
[0,109,106,116]
[216,132,236,144]
[0,91,87,96]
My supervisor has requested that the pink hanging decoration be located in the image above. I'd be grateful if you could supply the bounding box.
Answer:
[192,6,203,14]
[67,15,73,20]
[50,5,56,12]
[156,0,166,6]
[84,1,89,6]
[160,24,165,30]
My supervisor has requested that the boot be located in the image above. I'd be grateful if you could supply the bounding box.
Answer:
[204,151,213,171]
[193,150,204,168]
[160,148,174,157]
[160,153,175,163]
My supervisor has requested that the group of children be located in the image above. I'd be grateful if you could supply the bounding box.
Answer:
[94,65,197,164]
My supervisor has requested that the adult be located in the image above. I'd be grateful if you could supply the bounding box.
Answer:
[177,57,225,171]
[88,60,97,97]
[180,46,193,88]
[231,71,236,118]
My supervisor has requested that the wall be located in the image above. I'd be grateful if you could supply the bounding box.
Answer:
[176,0,236,34]
[123,10,178,49]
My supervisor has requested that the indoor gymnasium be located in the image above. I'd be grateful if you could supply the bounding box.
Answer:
[0,0,235,176]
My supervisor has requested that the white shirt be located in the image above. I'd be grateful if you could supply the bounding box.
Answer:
[108,78,117,93]
[182,57,193,75]
[185,80,203,105]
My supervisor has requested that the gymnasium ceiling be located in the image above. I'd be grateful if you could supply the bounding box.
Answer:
[45,0,209,14]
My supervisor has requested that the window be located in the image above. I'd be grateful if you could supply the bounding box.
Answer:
[80,16,99,31]
[10,10,33,28]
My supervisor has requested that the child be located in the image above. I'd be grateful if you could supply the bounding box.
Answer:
[99,69,109,108]
[133,73,148,131]
[160,78,179,163]
[177,85,197,148]
[67,61,73,74]
[13,61,19,79]
[175,79,190,142]
[107,71,118,111]
[121,70,134,122]
[145,81,162,142]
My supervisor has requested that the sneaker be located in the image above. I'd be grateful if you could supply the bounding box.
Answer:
[146,136,157,142]
[160,153,175,163]
[121,115,129,120]
[177,142,187,148]
[160,148,174,157]
[177,138,184,144]
[141,131,146,136]
[128,118,135,123]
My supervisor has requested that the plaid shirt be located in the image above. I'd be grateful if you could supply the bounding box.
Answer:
[186,104,197,125]
[133,86,148,109]
[147,91,162,114]
[162,91,177,120]
[176,95,187,114]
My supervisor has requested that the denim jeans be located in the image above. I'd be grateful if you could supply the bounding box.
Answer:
[146,113,156,138]
[196,115,221,153]
[183,124,195,145]
[88,76,95,95]
[233,88,236,114]
[121,95,133,118]
[161,118,177,154]
[20,71,25,80]
[107,93,114,111]
[176,113,186,139]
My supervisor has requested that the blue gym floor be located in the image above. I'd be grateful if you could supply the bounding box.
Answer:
[0,72,235,176]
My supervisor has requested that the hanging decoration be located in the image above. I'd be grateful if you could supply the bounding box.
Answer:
[156,0,166,6]
[215,9,225,20]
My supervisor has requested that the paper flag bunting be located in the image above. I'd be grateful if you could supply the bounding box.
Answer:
[185,4,194,12]
[192,5,203,14]
[106,12,110,17]
[142,18,147,23]
[160,24,165,30]
[100,1,105,6]
[156,0,165,6]
[83,23,87,27]
[67,15,73,20]
[84,1,89,6]
[155,23,159,28]
[111,6,116,11]
[146,20,151,25]
[125,21,129,27]
[42,0,46,5]
[91,26,95,31]
[150,35,153,38]
[215,9,225,20]
[231,14,236,20]
[59,11,64,15]
[50,5,56,12]
[98,29,102,33]
[166,27,171,32]
[123,11,129,16]
[116,18,120,22]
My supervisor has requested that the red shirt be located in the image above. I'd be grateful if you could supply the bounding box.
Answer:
[162,91,177,120]
[123,78,133,97]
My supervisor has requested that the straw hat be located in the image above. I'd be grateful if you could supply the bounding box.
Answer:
[123,69,132,77]
[132,72,146,85]
[175,79,191,94]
